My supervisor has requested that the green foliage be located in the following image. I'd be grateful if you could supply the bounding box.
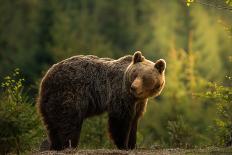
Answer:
[203,79,232,146]
[167,115,194,148]
[80,114,112,149]
[1,69,24,104]
[0,0,52,85]
[226,0,232,5]
[0,69,43,154]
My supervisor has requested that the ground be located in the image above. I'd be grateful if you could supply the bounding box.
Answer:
[34,147,232,155]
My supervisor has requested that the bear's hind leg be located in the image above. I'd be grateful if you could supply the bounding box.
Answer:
[48,128,63,150]
[47,116,83,150]
[57,119,83,149]
[66,121,83,148]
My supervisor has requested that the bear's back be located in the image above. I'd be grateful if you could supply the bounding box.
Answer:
[40,55,132,95]
[45,54,132,82]
[41,55,112,89]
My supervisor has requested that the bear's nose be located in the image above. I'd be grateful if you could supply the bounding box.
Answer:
[130,85,137,92]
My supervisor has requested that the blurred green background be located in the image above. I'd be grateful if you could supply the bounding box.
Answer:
[0,0,231,154]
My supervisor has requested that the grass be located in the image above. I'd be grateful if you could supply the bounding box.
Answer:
[33,147,232,155]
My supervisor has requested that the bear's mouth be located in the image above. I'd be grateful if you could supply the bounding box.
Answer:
[130,88,143,97]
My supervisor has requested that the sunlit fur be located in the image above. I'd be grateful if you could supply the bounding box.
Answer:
[125,58,165,99]
[37,51,166,150]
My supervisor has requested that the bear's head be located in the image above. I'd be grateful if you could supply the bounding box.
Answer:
[126,51,166,99]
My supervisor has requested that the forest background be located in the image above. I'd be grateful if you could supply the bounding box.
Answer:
[0,0,231,154]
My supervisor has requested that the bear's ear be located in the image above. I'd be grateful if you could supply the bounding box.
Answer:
[133,51,144,64]
[155,59,166,73]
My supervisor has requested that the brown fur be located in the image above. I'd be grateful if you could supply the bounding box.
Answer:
[37,51,166,150]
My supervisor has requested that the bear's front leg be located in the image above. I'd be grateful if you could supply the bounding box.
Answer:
[128,117,139,149]
[108,115,132,149]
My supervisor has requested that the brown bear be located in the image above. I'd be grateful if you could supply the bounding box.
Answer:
[37,51,166,150]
